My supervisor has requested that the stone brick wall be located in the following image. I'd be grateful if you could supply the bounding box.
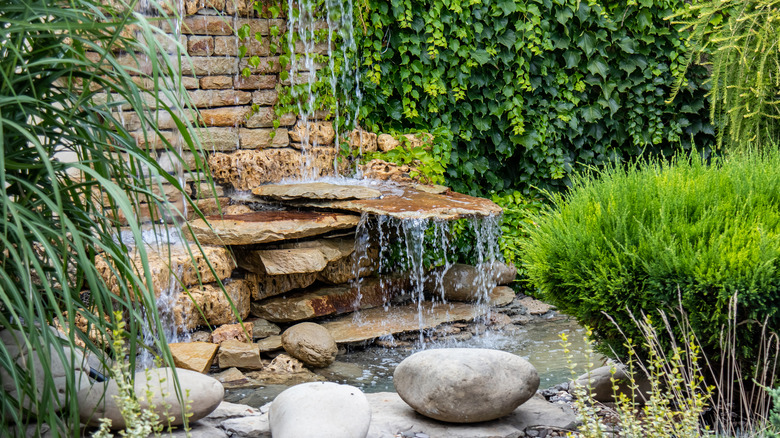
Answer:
[99,1,412,222]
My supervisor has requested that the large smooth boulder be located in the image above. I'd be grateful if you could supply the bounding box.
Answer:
[281,322,337,368]
[78,368,224,429]
[393,348,539,423]
[269,382,371,438]
[433,264,493,302]
[0,328,92,413]
[573,364,651,403]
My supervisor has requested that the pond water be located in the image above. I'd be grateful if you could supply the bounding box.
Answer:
[225,316,598,407]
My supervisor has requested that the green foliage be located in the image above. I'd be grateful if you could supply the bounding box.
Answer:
[522,151,780,374]
[0,0,214,434]
[357,0,714,195]
[363,128,453,184]
[564,322,712,437]
[490,191,543,268]
[766,385,780,437]
[669,0,780,150]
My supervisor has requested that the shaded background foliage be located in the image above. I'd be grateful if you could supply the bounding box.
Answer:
[356,0,715,195]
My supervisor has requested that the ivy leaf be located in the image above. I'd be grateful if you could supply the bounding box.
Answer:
[637,9,652,29]
[578,32,596,57]
[497,30,516,48]
[556,8,573,25]
[563,50,581,69]
[616,37,636,54]
[496,0,517,15]
[582,105,603,123]
[587,58,609,78]
[472,50,490,65]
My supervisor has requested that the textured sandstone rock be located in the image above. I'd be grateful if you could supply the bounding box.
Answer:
[174,279,252,331]
[250,278,393,323]
[211,322,254,344]
[239,128,289,148]
[269,382,371,438]
[281,323,338,368]
[289,121,335,145]
[208,148,344,190]
[246,354,325,385]
[247,272,319,301]
[188,89,251,108]
[358,159,413,184]
[236,248,328,275]
[349,128,377,153]
[218,340,263,370]
[256,335,283,353]
[185,211,360,245]
[78,368,224,429]
[376,133,399,152]
[169,342,218,374]
[248,318,281,339]
[394,348,539,423]
[213,367,263,390]
[95,244,235,298]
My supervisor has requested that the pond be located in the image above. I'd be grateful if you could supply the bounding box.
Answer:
[224,316,596,407]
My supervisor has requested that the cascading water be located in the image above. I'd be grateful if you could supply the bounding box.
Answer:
[132,0,192,367]
[346,213,504,348]
[285,0,362,178]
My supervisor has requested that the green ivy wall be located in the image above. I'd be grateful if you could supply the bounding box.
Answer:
[356,0,715,195]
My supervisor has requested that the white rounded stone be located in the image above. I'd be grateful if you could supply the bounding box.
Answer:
[78,367,224,429]
[269,382,371,438]
[393,348,539,423]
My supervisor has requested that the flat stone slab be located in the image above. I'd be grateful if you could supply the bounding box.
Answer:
[184,211,361,245]
[365,392,576,438]
[321,301,489,344]
[295,185,502,220]
[251,278,394,323]
[252,182,382,201]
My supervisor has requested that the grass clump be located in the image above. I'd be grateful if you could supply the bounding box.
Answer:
[522,151,780,380]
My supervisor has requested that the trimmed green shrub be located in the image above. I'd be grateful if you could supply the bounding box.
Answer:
[521,151,780,371]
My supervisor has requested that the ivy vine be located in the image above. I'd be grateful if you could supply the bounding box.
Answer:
[357,0,715,195]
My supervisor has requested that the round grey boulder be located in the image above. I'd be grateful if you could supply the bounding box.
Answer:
[281,322,337,368]
[78,367,224,429]
[269,382,371,438]
[438,264,485,302]
[393,348,539,423]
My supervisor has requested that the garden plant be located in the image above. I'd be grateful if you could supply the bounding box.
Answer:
[0,0,217,435]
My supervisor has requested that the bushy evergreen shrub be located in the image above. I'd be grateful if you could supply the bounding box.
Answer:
[522,151,780,371]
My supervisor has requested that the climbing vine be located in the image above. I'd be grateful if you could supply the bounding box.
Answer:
[357,0,715,195]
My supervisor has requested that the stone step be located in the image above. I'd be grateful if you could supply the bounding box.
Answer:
[320,301,489,344]
[249,278,398,323]
[292,185,502,220]
[184,210,361,245]
[252,182,382,201]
